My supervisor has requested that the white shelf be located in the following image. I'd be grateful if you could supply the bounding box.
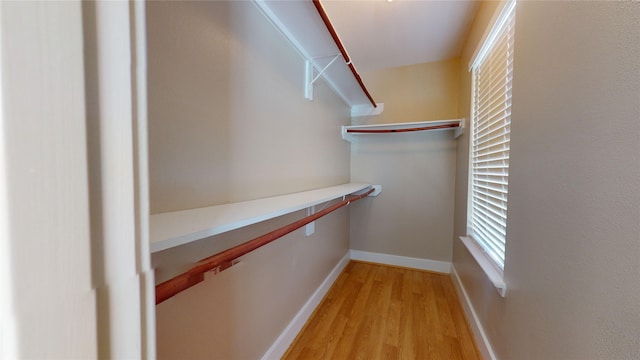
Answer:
[252,0,378,113]
[342,119,465,142]
[150,183,372,253]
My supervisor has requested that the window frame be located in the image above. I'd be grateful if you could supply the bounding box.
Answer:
[461,0,516,297]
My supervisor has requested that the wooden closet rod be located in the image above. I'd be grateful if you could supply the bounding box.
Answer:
[312,0,377,108]
[346,123,460,134]
[155,187,375,304]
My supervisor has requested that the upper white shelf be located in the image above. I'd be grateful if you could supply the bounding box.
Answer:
[252,0,379,116]
[342,119,465,142]
[150,183,372,253]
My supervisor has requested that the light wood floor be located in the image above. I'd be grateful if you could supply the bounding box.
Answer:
[283,261,481,360]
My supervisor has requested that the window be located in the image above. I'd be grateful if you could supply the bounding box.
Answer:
[467,0,516,274]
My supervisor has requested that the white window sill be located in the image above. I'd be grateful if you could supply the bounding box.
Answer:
[459,236,507,297]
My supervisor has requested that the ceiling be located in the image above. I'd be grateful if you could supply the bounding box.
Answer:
[321,0,480,72]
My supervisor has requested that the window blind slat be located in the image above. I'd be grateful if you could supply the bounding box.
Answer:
[471,224,505,261]
[477,40,511,77]
[473,216,505,245]
[475,111,511,135]
[474,178,508,187]
[472,138,510,154]
[475,127,510,147]
[476,71,512,106]
[473,226,505,261]
[472,188,508,205]
[475,67,513,106]
[473,152,510,162]
[472,200,508,226]
[476,56,511,83]
[472,182,509,196]
[475,171,508,178]
[472,228,504,260]
[476,91,511,115]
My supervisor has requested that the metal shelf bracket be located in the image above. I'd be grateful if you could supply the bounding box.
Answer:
[305,54,341,101]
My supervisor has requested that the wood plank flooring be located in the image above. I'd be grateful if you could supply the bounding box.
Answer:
[283,261,481,360]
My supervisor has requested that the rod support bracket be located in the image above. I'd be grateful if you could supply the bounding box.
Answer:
[205,259,241,277]
[305,205,316,236]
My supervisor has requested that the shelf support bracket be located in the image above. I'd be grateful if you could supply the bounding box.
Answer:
[305,60,314,101]
[305,54,341,101]
[454,119,465,139]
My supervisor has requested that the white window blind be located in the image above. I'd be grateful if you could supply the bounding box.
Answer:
[469,1,516,270]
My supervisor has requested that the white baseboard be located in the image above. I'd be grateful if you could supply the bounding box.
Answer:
[451,265,497,360]
[261,252,350,360]
[349,249,451,274]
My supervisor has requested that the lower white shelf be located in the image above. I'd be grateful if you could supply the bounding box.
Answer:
[150,183,372,253]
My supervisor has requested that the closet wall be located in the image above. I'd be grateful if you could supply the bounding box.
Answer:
[350,60,460,263]
[146,1,352,358]
[453,2,640,359]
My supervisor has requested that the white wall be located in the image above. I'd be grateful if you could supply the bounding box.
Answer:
[147,1,352,358]
[83,1,156,357]
[0,2,97,358]
[453,2,640,359]
[350,60,459,262]
[1,2,156,358]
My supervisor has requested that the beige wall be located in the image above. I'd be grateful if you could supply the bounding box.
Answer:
[147,1,351,358]
[155,207,349,359]
[355,59,460,125]
[147,1,351,213]
[350,60,459,261]
[453,1,640,359]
